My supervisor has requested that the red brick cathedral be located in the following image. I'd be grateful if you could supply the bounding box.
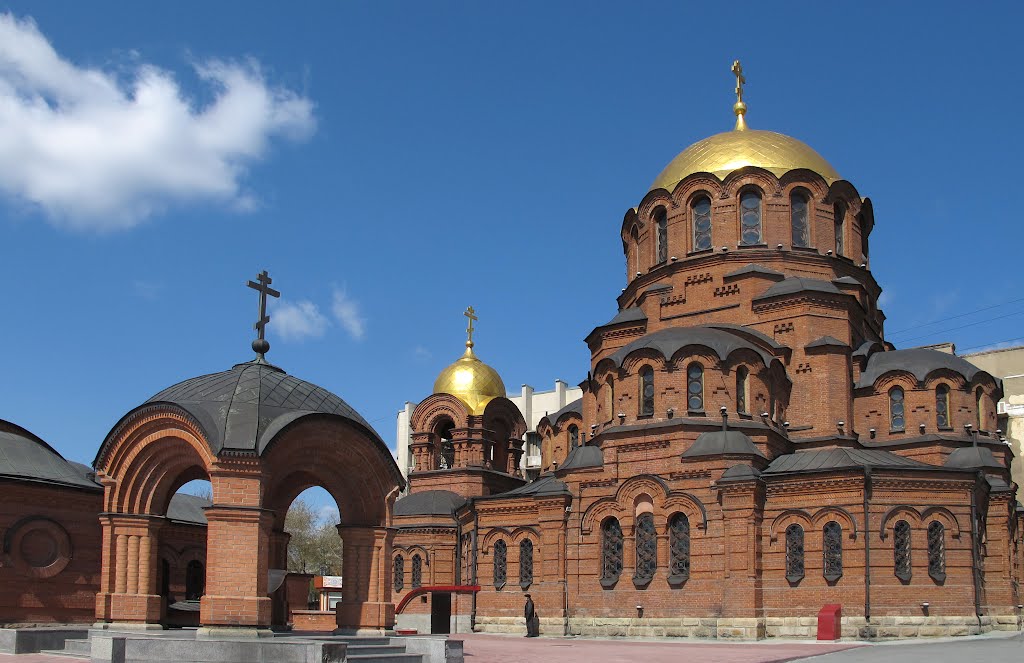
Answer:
[392,64,1023,638]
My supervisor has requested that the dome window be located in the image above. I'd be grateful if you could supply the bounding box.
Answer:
[691,195,713,252]
[639,366,655,417]
[655,207,668,264]
[739,190,763,245]
[975,387,984,429]
[936,385,950,430]
[735,366,749,414]
[889,387,905,432]
[687,363,704,412]
[791,192,810,248]
[834,201,847,256]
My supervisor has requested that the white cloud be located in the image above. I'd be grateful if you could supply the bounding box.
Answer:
[271,299,329,342]
[317,504,340,525]
[331,287,366,340]
[0,13,315,231]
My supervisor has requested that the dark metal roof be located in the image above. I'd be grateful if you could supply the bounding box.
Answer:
[394,490,466,517]
[944,446,1004,470]
[606,326,775,368]
[832,276,863,287]
[853,340,883,360]
[753,276,844,301]
[495,473,571,498]
[723,264,785,280]
[855,348,994,389]
[603,307,647,326]
[0,421,100,490]
[644,284,672,294]
[559,444,603,470]
[705,323,787,351]
[107,358,383,458]
[166,493,209,524]
[805,336,849,350]
[765,448,935,474]
[719,463,762,481]
[682,430,766,458]
[544,398,583,426]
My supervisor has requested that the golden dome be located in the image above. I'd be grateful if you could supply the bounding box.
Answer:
[650,60,839,192]
[433,346,507,416]
[650,128,840,193]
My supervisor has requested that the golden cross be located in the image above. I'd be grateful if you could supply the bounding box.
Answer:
[464,306,478,347]
[731,60,745,104]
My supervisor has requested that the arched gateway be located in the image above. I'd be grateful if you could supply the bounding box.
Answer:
[92,273,403,633]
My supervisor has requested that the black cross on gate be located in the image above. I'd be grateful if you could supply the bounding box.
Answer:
[247,270,280,349]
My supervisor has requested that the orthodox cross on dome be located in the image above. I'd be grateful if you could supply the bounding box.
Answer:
[464,306,478,349]
[247,269,280,357]
[731,59,748,131]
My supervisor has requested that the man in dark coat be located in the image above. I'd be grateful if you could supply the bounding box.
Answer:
[524,593,539,637]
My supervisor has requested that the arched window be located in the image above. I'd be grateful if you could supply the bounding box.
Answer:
[834,201,846,256]
[687,363,704,412]
[823,521,843,582]
[519,539,534,589]
[785,524,805,583]
[893,520,912,581]
[633,513,657,584]
[655,207,668,264]
[976,387,984,429]
[630,225,640,276]
[393,555,405,592]
[735,366,748,414]
[436,420,455,470]
[568,424,579,449]
[927,521,946,582]
[936,384,950,429]
[185,560,205,600]
[889,387,905,432]
[600,518,624,587]
[692,195,712,252]
[791,191,810,247]
[668,513,691,584]
[492,540,506,589]
[740,190,763,245]
[605,377,615,422]
[412,554,422,588]
[639,366,655,416]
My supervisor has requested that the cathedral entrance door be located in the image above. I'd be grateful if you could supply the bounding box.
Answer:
[430,592,451,634]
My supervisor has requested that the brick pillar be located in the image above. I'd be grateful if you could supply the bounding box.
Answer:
[200,505,273,630]
[718,476,765,638]
[508,437,525,476]
[410,432,434,472]
[984,492,1018,623]
[335,525,396,633]
[97,514,164,626]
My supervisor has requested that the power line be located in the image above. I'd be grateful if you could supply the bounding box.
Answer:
[887,295,1024,336]
[897,308,1024,344]
[958,336,1024,354]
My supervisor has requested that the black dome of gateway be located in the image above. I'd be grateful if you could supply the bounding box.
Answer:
[100,358,384,459]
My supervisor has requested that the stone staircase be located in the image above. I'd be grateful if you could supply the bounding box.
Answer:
[38,634,90,660]
[323,635,424,662]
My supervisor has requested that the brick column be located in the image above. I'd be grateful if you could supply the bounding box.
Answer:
[718,476,765,638]
[200,505,274,631]
[96,514,165,626]
[507,437,525,476]
[335,525,396,633]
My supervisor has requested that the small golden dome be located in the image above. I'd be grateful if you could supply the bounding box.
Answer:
[433,346,507,416]
[650,128,840,193]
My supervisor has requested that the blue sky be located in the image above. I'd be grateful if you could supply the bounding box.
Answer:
[1,1,1021,489]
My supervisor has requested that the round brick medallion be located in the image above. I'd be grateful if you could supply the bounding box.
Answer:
[8,518,72,578]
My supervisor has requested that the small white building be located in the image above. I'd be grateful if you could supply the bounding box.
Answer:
[395,380,583,481]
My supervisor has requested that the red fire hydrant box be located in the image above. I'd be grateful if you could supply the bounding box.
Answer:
[817,604,842,640]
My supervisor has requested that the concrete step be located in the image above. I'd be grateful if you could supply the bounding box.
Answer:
[61,638,92,655]
[347,644,410,656]
[327,636,394,645]
[345,655,423,663]
[37,650,88,660]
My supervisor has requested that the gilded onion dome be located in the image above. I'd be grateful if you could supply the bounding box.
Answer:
[433,307,507,415]
[650,61,840,193]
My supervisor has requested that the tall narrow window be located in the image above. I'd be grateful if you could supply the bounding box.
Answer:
[669,513,691,583]
[823,521,843,582]
[639,366,655,416]
[568,424,579,449]
[791,192,810,247]
[740,190,763,245]
[889,387,905,431]
[927,521,946,582]
[412,554,422,588]
[936,384,950,429]
[736,366,749,414]
[519,540,534,589]
[687,363,704,412]
[605,377,615,422]
[692,195,712,252]
[834,201,846,256]
[600,518,624,587]
[893,520,912,581]
[655,207,668,264]
[630,225,640,276]
[493,541,506,589]
[437,421,455,470]
[785,524,805,583]
[976,387,984,429]
[633,513,657,584]
[185,560,205,600]
[393,555,405,592]
[859,214,869,260]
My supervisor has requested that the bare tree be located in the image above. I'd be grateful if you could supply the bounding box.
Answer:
[284,498,342,575]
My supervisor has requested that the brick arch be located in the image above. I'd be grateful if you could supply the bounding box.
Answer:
[661,492,709,531]
[581,498,626,536]
[615,474,671,507]
[481,527,512,553]
[636,191,673,223]
[620,349,669,375]
[672,176,727,206]
[411,393,470,433]
[922,371,968,391]
[769,509,813,542]
[509,526,540,545]
[483,397,528,441]
[920,507,962,538]
[721,167,780,198]
[824,180,865,215]
[879,505,922,540]
[779,170,832,200]
[810,506,859,539]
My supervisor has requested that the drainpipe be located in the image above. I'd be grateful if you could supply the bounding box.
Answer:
[471,506,479,631]
[969,472,983,619]
[863,467,872,623]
